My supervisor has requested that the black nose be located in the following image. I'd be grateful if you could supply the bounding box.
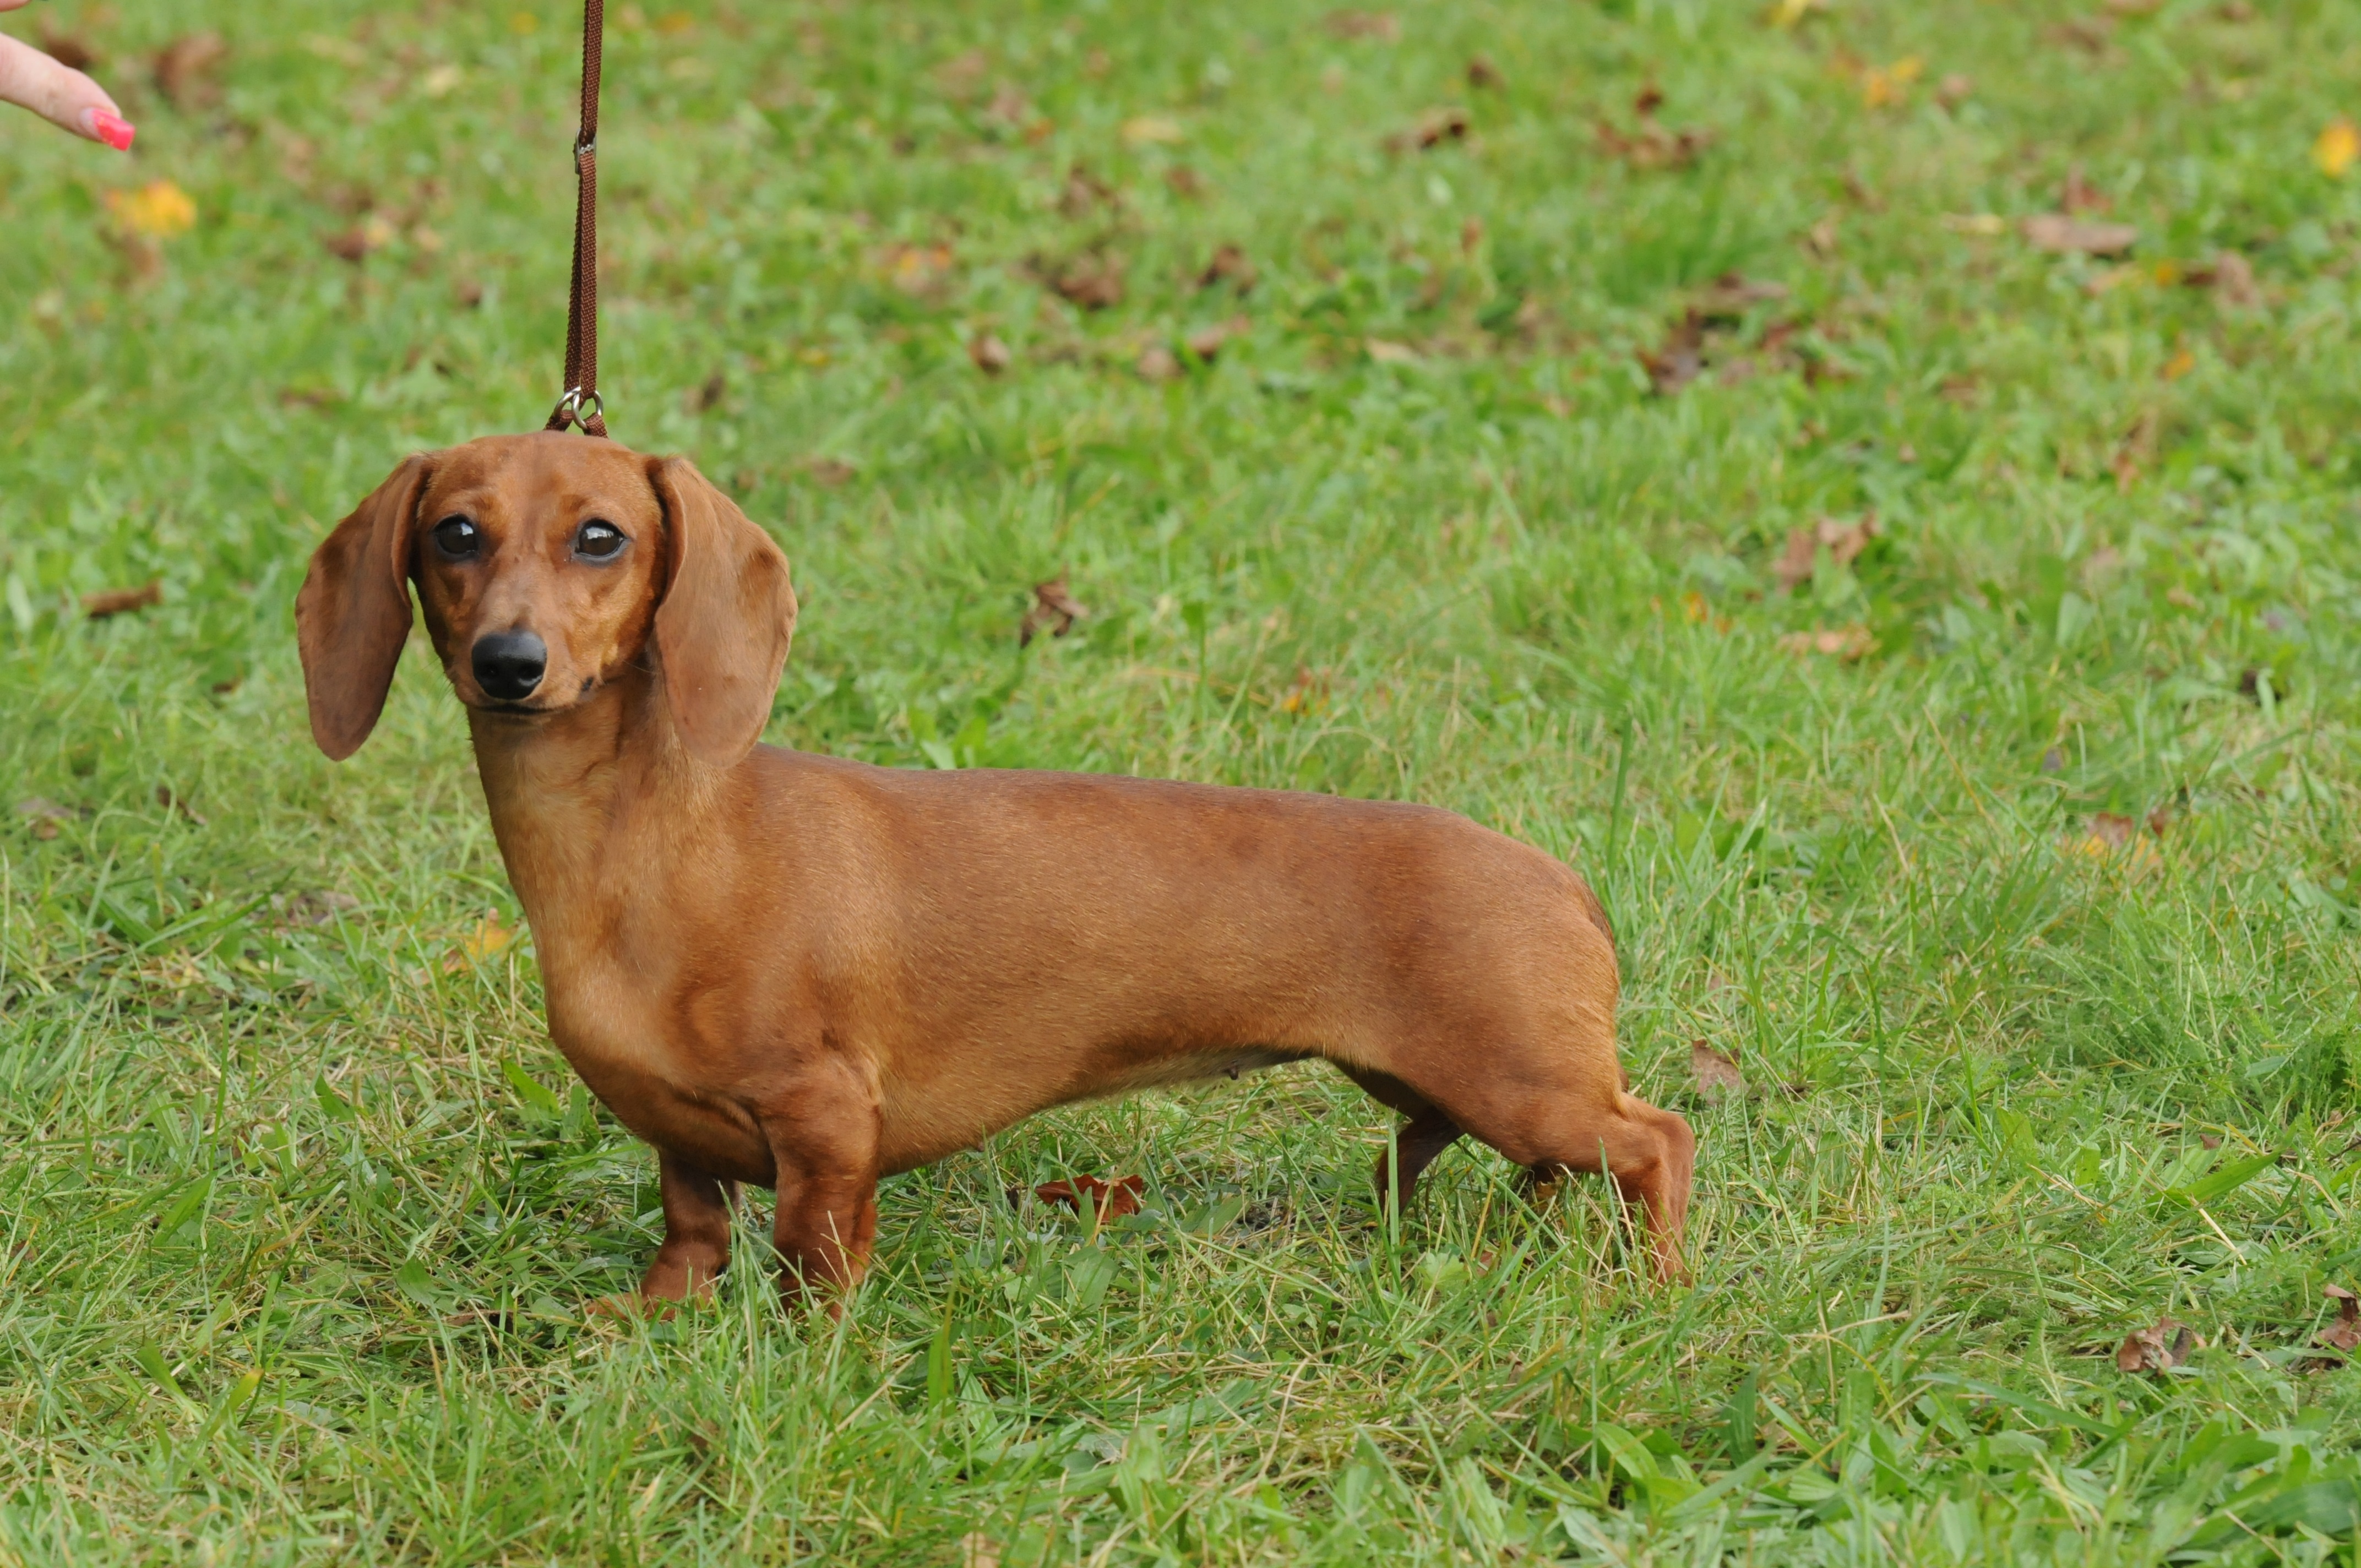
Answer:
[471,630,547,702]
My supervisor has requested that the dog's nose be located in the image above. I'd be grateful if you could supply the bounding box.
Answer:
[472,630,547,702]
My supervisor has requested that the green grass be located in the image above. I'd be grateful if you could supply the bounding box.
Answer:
[8,0,2361,1560]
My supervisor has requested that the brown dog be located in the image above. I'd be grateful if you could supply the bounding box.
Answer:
[296,432,1695,1301]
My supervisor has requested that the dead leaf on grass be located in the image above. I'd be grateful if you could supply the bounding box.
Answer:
[1633,81,1665,118]
[684,371,727,413]
[1772,513,1880,591]
[17,799,77,841]
[1639,313,1706,394]
[273,890,361,928]
[1778,625,1876,660]
[1322,9,1401,42]
[1135,342,1181,382]
[2022,214,2139,256]
[1692,271,1789,319]
[1596,119,1713,170]
[1366,337,1422,366]
[2319,1285,2361,1352]
[1057,164,1117,218]
[1020,575,1087,646]
[2116,1317,2196,1373]
[2184,250,2260,306]
[83,581,162,619]
[1936,73,1974,108]
[1029,1174,1146,1222]
[1197,243,1256,293]
[2061,164,2112,214]
[107,181,197,240]
[1119,115,1185,146]
[1693,1041,1747,1104]
[2316,118,2360,179]
[154,785,208,827]
[1184,315,1250,361]
[154,33,228,110]
[1164,165,1209,200]
[1386,106,1471,153]
[1043,252,1125,310]
[968,333,1011,375]
[801,457,857,487]
[878,241,958,300]
[1466,54,1505,90]
[442,915,514,974]
[38,30,99,71]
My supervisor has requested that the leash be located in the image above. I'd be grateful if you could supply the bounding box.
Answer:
[545,0,608,438]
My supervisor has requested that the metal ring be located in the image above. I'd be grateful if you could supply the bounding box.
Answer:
[575,134,597,157]
[554,386,605,427]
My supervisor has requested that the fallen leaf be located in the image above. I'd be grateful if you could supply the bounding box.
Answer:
[1196,243,1256,293]
[2319,1285,2361,1353]
[1185,314,1250,360]
[154,33,228,110]
[421,62,463,98]
[273,890,361,928]
[2195,250,2260,306]
[1119,115,1185,146]
[1386,105,1471,153]
[1366,337,1422,366]
[1596,119,1713,170]
[453,277,486,309]
[1805,214,1841,258]
[684,371,727,413]
[1936,73,1973,107]
[2088,812,2137,849]
[1861,56,1922,108]
[2022,214,2139,256]
[442,915,514,974]
[154,785,208,827]
[2061,164,2112,213]
[1466,54,1505,90]
[1638,312,1706,394]
[1045,252,1125,310]
[801,457,857,487]
[968,333,1011,375]
[1633,81,1665,118]
[1277,667,1330,715]
[107,182,197,239]
[83,581,162,619]
[17,798,76,841]
[878,241,958,300]
[2199,1133,2222,1150]
[1057,164,1117,218]
[2116,1317,2196,1374]
[1772,513,1881,590]
[1322,9,1401,41]
[1020,575,1087,646]
[2316,119,2360,179]
[1031,1174,1146,1222]
[1778,625,1876,660]
[1692,271,1789,319]
[985,81,1032,127]
[2049,17,2115,54]
[1164,165,1208,200]
[322,217,396,263]
[37,30,99,71]
[2162,346,2195,381]
[1692,1041,1747,1104]
[1135,343,1180,383]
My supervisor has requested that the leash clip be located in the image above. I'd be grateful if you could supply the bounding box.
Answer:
[575,133,596,158]
[549,385,605,432]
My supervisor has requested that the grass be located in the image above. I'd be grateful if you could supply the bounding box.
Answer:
[7,0,2361,1559]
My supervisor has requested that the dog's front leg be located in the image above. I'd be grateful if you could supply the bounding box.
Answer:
[639,1152,738,1302]
[759,1068,882,1310]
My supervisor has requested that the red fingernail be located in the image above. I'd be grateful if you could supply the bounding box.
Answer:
[89,110,136,151]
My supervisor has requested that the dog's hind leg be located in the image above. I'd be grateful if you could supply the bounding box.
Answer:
[639,1152,738,1302]
[1338,1065,1463,1211]
[1489,1090,1695,1282]
[758,1062,882,1307]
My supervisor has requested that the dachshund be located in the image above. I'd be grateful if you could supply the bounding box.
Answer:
[295,432,1695,1304]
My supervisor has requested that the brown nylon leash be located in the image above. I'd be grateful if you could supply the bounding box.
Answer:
[545,0,608,438]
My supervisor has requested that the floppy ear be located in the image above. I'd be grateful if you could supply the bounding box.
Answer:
[650,455,797,767]
[295,456,432,761]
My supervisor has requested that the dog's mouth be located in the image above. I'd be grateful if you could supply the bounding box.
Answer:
[466,674,600,716]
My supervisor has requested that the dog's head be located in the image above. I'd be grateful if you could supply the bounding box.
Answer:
[295,432,796,766]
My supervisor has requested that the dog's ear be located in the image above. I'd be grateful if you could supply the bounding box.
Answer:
[650,455,797,767]
[295,455,432,761]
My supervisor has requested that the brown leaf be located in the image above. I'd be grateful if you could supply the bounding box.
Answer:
[2088,812,2137,849]
[969,333,1011,375]
[1772,513,1881,591]
[1639,312,1707,395]
[1936,73,1974,108]
[1693,271,1790,319]
[2022,214,2139,257]
[1164,166,1209,201]
[879,241,958,300]
[2200,1133,2222,1150]
[801,457,857,487]
[1804,215,1841,259]
[1778,625,1876,661]
[985,81,1032,127]
[1020,575,1087,646]
[453,277,486,309]
[684,371,727,413]
[1692,1041,1747,1104]
[1386,106,1471,153]
[2208,250,2260,307]
[2049,17,2116,54]
[83,581,161,619]
[2061,164,2112,214]
[2116,1317,2196,1373]
[442,914,514,974]
[1185,315,1250,361]
[1596,119,1715,170]
[17,798,77,841]
[1466,54,1505,90]
[1032,1174,1146,1221]
[2319,1285,2361,1353]
[1057,164,1117,219]
[1197,243,1257,294]
[154,785,208,827]
[322,226,376,264]
[154,33,228,110]
[1135,342,1181,382]
[38,30,99,71]
[1322,9,1401,41]
[1633,81,1664,118]
[1047,252,1125,311]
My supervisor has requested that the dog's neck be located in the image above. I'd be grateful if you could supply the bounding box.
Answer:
[465,660,728,941]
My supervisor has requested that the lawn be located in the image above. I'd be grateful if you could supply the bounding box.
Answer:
[7,0,2361,1560]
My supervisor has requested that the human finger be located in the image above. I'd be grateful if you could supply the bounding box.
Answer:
[0,29,133,147]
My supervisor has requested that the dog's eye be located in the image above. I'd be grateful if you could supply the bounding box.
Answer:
[431,517,480,559]
[573,520,625,560]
